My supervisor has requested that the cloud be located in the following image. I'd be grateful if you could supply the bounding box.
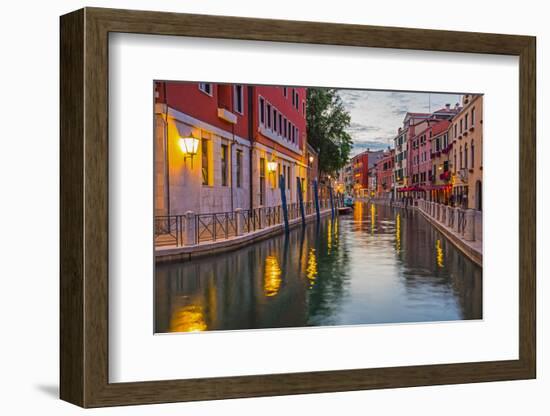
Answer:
[348,122,381,134]
[337,89,464,157]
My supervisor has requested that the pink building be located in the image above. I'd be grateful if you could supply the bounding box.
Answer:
[409,119,451,198]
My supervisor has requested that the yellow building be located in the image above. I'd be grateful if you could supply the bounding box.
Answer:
[449,94,483,210]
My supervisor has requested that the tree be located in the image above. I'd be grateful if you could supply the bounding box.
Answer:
[306,88,353,175]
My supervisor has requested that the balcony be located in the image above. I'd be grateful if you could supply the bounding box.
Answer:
[217,108,237,124]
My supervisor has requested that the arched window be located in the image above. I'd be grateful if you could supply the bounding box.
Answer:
[471,140,475,169]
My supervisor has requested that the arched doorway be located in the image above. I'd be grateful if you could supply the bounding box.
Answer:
[475,180,482,211]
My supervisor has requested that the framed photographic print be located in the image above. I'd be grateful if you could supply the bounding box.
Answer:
[60,7,536,408]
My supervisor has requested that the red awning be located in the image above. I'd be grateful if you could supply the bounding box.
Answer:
[427,184,452,191]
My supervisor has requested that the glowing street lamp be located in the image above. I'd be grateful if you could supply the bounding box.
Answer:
[309,155,314,164]
[178,134,200,157]
[267,160,278,173]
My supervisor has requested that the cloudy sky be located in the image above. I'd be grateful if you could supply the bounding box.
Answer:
[338,89,463,156]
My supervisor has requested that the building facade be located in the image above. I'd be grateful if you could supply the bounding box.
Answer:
[393,113,430,197]
[154,82,313,217]
[395,105,460,200]
[375,149,395,199]
[448,94,483,210]
[350,149,385,197]
[428,120,453,204]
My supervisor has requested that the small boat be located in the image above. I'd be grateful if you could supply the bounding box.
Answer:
[338,206,353,214]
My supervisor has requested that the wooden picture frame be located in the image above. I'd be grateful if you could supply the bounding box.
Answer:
[60,7,536,408]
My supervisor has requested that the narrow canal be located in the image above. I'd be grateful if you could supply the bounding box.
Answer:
[155,202,482,333]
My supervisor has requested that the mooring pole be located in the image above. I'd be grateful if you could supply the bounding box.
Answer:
[279,174,289,234]
[329,185,335,218]
[297,177,306,227]
[313,179,320,223]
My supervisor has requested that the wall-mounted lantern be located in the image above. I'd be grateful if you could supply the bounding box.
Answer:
[267,160,278,174]
[178,135,200,157]
[309,155,314,164]
[178,134,200,167]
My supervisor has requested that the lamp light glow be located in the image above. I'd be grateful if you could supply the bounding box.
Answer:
[178,135,200,156]
[267,161,278,173]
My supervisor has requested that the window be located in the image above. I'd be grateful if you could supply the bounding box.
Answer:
[198,83,212,95]
[459,145,463,169]
[221,144,228,186]
[289,121,292,140]
[454,124,457,137]
[460,119,463,134]
[278,114,282,135]
[465,114,469,130]
[471,108,476,126]
[464,143,468,169]
[273,109,277,132]
[302,101,306,115]
[283,118,287,139]
[236,150,243,188]
[267,103,272,128]
[283,87,287,97]
[454,150,457,173]
[201,138,209,186]
[259,158,266,205]
[292,89,295,106]
[287,166,291,190]
[259,97,265,124]
[296,128,299,143]
[471,140,475,168]
[234,85,244,114]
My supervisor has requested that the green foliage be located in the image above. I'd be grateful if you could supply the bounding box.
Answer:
[306,88,353,175]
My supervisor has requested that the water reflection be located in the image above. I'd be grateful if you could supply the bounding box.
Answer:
[264,256,282,297]
[155,202,482,333]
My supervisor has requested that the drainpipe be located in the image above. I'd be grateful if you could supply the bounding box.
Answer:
[230,122,235,213]
[162,82,171,216]
[248,86,254,211]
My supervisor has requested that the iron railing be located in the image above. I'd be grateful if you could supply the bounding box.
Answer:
[154,215,185,247]
[154,199,334,248]
[196,211,238,243]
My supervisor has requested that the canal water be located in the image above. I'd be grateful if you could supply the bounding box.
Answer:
[155,202,482,333]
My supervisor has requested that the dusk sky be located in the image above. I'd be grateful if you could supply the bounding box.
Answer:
[338,89,463,156]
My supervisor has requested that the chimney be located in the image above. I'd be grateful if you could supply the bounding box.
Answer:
[455,102,460,109]
[445,103,451,110]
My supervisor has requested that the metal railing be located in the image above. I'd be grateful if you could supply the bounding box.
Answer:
[196,211,237,243]
[154,198,334,248]
[154,215,185,247]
